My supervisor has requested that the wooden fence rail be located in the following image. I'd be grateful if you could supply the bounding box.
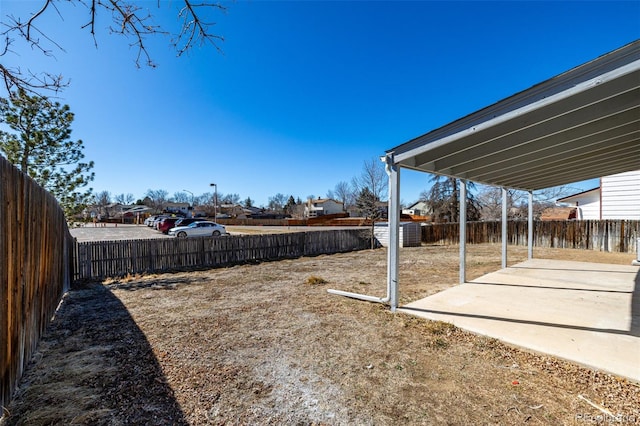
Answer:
[73,229,371,281]
[422,220,640,253]
[1,157,73,411]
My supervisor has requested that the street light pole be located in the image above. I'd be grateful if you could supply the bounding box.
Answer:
[209,183,217,219]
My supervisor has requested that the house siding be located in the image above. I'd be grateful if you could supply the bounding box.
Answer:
[304,199,344,218]
[601,171,640,220]
[320,200,344,215]
[575,192,601,220]
[402,201,429,216]
[558,190,600,220]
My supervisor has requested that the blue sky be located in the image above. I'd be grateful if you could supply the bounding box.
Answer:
[1,1,639,207]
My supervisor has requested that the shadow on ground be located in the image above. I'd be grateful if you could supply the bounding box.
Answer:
[2,283,187,425]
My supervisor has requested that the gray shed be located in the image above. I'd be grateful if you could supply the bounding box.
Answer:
[374,222,422,247]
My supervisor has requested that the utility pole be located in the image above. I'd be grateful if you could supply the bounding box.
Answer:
[183,189,194,217]
[209,183,217,220]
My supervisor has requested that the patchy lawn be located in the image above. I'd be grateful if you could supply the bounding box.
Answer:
[3,245,639,425]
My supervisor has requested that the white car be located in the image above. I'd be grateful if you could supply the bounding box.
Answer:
[168,221,227,238]
[144,215,160,227]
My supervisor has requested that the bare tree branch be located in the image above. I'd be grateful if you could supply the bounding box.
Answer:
[4,13,67,57]
[26,0,53,42]
[0,0,226,95]
[174,0,225,56]
[79,0,99,49]
[103,0,164,67]
[0,64,67,96]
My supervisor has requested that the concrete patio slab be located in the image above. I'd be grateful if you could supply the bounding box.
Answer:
[399,258,640,382]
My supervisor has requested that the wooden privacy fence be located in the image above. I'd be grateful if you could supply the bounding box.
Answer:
[422,220,640,253]
[0,157,73,411]
[73,229,371,281]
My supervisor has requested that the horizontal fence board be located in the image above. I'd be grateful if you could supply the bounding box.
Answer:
[73,229,371,281]
[422,220,639,253]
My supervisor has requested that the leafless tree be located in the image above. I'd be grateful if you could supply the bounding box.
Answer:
[219,193,241,205]
[352,158,388,201]
[327,180,355,209]
[92,190,115,217]
[268,193,288,212]
[114,192,134,205]
[476,184,581,220]
[172,191,192,204]
[93,190,111,205]
[191,191,213,207]
[356,186,382,248]
[0,0,226,95]
[476,186,526,220]
[144,188,169,212]
[290,203,306,219]
[529,185,582,218]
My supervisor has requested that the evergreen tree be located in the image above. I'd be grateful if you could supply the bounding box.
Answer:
[284,195,296,214]
[421,175,481,222]
[0,90,94,218]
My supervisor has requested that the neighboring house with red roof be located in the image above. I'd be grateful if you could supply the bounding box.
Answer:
[557,170,640,220]
[540,206,577,221]
[556,188,600,220]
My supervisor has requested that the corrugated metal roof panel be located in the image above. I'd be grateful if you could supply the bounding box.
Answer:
[387,41,640,191]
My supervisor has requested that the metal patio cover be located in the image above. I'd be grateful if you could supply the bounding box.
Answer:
[386,41,640,191]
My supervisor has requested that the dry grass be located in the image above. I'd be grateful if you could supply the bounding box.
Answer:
[305,275,328,285]
[2,244,638,425]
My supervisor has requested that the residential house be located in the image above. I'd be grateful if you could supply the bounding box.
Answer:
[402,200,430,217]
[217,203,247,218]
[304,198,344,218]
[557,170,640,220]
[555,188,600,219]
[82,204,150,223]
[243,206,264,217]
[165,202,192,217]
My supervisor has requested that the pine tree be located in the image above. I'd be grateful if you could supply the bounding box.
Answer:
[421,175,480,222]
[0,90,94,218]
[284,195,296,214]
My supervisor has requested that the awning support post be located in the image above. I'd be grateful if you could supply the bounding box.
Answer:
[326,155,400,310]
[528,191,534,259]
[502,187,508,269]
[387,155,400,311]
[459,179,467,284]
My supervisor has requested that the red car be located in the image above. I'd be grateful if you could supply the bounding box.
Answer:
[157,217,182,234]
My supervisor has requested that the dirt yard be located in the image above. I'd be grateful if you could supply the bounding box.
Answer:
[2,244,639,425]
